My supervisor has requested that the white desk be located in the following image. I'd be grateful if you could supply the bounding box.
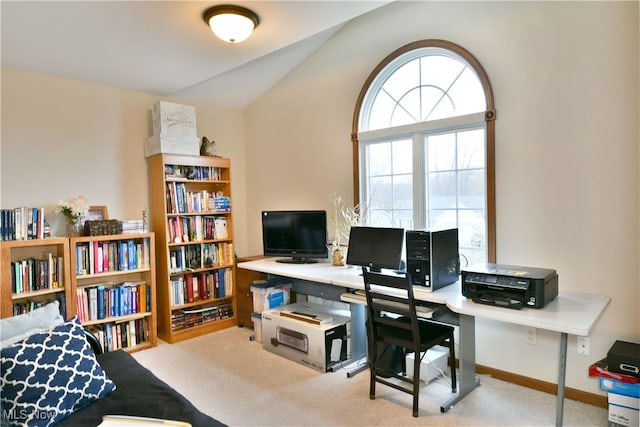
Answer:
[237,258,610,426]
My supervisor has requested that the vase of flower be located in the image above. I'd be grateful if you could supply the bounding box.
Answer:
[67,221,83,237]
[57,195,88,237]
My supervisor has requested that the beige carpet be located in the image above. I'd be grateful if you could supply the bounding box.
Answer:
[132,326,607,427]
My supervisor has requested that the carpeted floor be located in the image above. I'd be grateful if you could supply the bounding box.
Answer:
[132,326,608,427]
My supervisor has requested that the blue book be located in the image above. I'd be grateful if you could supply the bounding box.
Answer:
[219,269,225,298]
[109,288,115,317]
[97,285,106,319]
[128,240,136,270]
[119,241,128,271]
[146,284,151,312]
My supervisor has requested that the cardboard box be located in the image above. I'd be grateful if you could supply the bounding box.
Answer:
[608,392,639,427]
[405,345,449,384]
[601,378,640,398]
[144,135,200,158]
[152,101,197,138]
[262,302,350,372]
[251,280,291,313]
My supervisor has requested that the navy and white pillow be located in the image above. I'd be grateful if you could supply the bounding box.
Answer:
[1,317,115,426]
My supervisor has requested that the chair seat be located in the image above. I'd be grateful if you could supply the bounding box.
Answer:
[377,317,453,349]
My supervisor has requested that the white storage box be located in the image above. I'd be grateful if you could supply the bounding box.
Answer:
[144,135,200,158]
[262,302,350,372]
[405,345,449,384]
[251,280,291,313]
[152,101,197,138]
[608,392,639,427]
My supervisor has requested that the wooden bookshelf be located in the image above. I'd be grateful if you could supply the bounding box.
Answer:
[0,238,72,319]
[68,232,157,353]
[148,153,237,343]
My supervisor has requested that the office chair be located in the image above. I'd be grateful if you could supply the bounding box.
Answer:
[362,267,457,417]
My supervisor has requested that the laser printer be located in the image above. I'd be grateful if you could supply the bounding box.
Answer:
[461,263,558,309]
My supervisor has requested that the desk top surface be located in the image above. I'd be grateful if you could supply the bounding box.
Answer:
[237,258,610,335]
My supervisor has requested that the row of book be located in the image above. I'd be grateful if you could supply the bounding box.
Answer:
[75,237,151,276]
[165,182,231,214]
[13,295,66,319]
[170,268,233,307]
[169,242,234,273]
[86,318,150,352]
[11,253,65,294]
[167,215,228,244]
[164,164,224,181]
[76,281,151,322]
[171,301,233,332]
[1,207,46,241]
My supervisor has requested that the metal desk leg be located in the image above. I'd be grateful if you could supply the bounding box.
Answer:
[441,313,481,412]
[346,302,368,378]
[556,332,568,427]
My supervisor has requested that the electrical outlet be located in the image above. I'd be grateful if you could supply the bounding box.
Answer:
[526,327,537,345]
[577,336,590,355]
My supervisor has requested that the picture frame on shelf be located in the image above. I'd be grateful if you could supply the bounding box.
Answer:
[86,206,109,221]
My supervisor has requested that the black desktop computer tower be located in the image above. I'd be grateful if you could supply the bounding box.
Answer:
[406,228,460,292]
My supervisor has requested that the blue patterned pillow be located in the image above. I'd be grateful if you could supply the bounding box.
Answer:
[1,317,116,426]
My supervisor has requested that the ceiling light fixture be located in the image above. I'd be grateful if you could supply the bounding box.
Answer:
[202,4,260,43]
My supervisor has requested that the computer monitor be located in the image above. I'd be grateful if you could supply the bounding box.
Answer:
[261,210,328,264]
[346,226,404,272]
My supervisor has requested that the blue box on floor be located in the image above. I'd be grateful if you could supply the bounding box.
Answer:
[600,378,640,398]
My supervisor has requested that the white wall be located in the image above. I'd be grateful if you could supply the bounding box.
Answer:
[244,1,639,395]
[0,69,248,254]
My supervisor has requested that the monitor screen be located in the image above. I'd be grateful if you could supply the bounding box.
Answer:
[261,210,328,264]
[346,226,405,272]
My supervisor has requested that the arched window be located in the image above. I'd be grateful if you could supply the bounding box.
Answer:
[352,40,496,264]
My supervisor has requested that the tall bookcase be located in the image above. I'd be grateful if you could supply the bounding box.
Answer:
[148,153,237,343]
[68,232,157,352]
[0,238,72,319]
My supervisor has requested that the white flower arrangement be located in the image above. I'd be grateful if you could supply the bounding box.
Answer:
[57,195,89,225]
[329,193,368,251]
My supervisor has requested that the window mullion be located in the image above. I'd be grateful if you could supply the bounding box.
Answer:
[413,133,426,229]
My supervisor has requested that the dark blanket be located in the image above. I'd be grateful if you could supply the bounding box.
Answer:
[58,350,226,427]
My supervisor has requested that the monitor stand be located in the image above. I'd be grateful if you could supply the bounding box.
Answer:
[276,257,319,264]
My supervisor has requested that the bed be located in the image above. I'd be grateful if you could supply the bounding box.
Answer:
[0,303,226,427]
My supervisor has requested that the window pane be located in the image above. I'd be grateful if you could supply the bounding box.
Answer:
[383,59,420,101]
[427,133,456,171]
[458,209,486,266]
[368,142,391,176]
[428,171,456,209]
[429,208,457,230]
[458,129,485,169]
[368,176,392,209]
[393,174,413,209]
[459,169,485,209]
[392,139,412,174]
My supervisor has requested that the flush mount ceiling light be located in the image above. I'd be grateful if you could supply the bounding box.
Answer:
[202,4,260,43]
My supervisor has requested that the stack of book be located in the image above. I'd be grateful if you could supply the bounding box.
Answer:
[122,219,145,234]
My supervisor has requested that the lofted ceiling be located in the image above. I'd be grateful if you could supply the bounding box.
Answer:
[1,1,391,109]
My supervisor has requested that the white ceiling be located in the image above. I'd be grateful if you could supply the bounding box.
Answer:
[1,1,390,109]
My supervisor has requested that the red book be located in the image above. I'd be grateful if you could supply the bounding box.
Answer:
[589,358,639,384]
[185,274,194,303]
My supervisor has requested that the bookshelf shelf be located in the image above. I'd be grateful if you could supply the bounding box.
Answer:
[148,153,237,343]
[1,238,72,319]
[69,232,157,353]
